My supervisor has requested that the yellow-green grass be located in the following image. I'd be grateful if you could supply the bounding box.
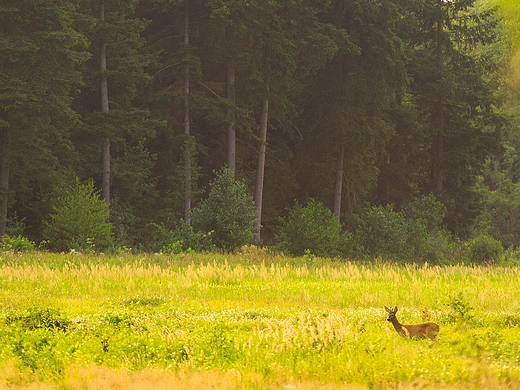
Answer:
[1,250,520,389]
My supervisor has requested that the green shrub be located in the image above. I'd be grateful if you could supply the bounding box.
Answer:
[160,241,184,254]
[500,246,520,266]
[44,180,113,252]
[140,221,214,253]
[275,199,353,258]
[355,204,409,257]
[6,308,71,331]
[0,235,35,252]
[191,168,256,252]
[446,292,474,323]
[404,193,446,233]
[466,234,503,264]
[354,202,452,262]
[140,222,177,253]
[168,221,214,252]
[108,198,140,251]
[6,215,27,237]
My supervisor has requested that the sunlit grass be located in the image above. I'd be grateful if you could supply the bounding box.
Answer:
[2,251,520,389]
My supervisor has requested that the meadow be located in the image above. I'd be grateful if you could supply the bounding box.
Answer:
[1,249,520,389]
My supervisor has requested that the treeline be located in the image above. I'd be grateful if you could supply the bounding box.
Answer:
[1,0,518,257]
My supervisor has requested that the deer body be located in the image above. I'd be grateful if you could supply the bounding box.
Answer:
[385,306,439,340]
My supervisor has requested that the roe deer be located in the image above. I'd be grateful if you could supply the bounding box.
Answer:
[384,306,439,340]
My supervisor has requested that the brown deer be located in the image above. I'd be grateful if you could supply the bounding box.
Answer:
[384,306,439,340]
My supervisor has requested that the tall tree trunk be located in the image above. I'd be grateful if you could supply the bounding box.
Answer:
[100,0,110,206]
[0,128,10,236]
[183,1,192,224]
[253,95,269,246]
[431,18,444,195]
[333,144,344,222]
[226,24,236,174]
[226,55,236,174]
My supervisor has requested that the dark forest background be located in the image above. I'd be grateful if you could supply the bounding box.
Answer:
[1,0,520,259]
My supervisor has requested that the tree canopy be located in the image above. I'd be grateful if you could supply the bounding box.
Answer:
[0,0,517,253]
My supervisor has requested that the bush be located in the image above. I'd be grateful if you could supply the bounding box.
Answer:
[466,234,503,264]
[139,222,214,253]
[275,199,353,258]
[191,168,256,252]
[404,193,446,233]
[44,180,113,252]
[355,204,409,257]
[501,246,520,266]
[139,222,177,253]
[171,221,215,252]
[6,214,27,237]
[0,235,35,252]
[159,221,215,253]
[355,199,452,262]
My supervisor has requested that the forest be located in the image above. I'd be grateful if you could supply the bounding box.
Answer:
[1,0,520,258]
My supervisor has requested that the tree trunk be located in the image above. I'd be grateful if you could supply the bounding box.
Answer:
[0,128,10,236]
[226,55,236,174]
[431,19,444,195]
[333,144,344,222]
[253,95,269,246]
[100,0,110,207]
[183,1,192,224]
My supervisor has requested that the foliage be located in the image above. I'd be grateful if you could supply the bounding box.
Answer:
[150,220,215,254]
[44,180,113,252]
[159,241,184,254]
[0,0,89,237]
[355,204,409,258]
[275,198,353,258]
[466,234,504,264]
[5,215,28,237]
[167,221,215,253]
[474,144,520,248]
[6,308,71,332]
[355,197,453,262]
[388,0,504,238]
[191,168,256,252]
[446,292,475,323]
[404,193,447,233]
[501,246,520,266]
[0,0,511,258]
[0,235,35,252]
[1,216,33,252]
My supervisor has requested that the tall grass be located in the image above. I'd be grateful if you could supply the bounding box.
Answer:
[1,251,520,389]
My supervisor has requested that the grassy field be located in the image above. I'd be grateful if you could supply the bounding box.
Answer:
[2,249,520,389]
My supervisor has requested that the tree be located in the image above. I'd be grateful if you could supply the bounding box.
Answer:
[0,0,510,253]
[44,180,113,251]
[138,0,207,226]
[0,0,88,236]
[74,0,156,246]
[474,142,520,247]
[191,167,256,251]
[99,0,110,205]
[391,0,503,237]
[296,0,406,225]
[469,1,520,247]
[203,0,279,245]
[216,0,346,244]
[275,199,352,258]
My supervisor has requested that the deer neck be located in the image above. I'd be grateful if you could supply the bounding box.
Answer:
[389,316,407,337]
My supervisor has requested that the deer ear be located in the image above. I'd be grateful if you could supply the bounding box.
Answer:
[394,306,398,312]
[384,306,391,312]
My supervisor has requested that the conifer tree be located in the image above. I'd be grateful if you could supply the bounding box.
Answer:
[0,0,88,236]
